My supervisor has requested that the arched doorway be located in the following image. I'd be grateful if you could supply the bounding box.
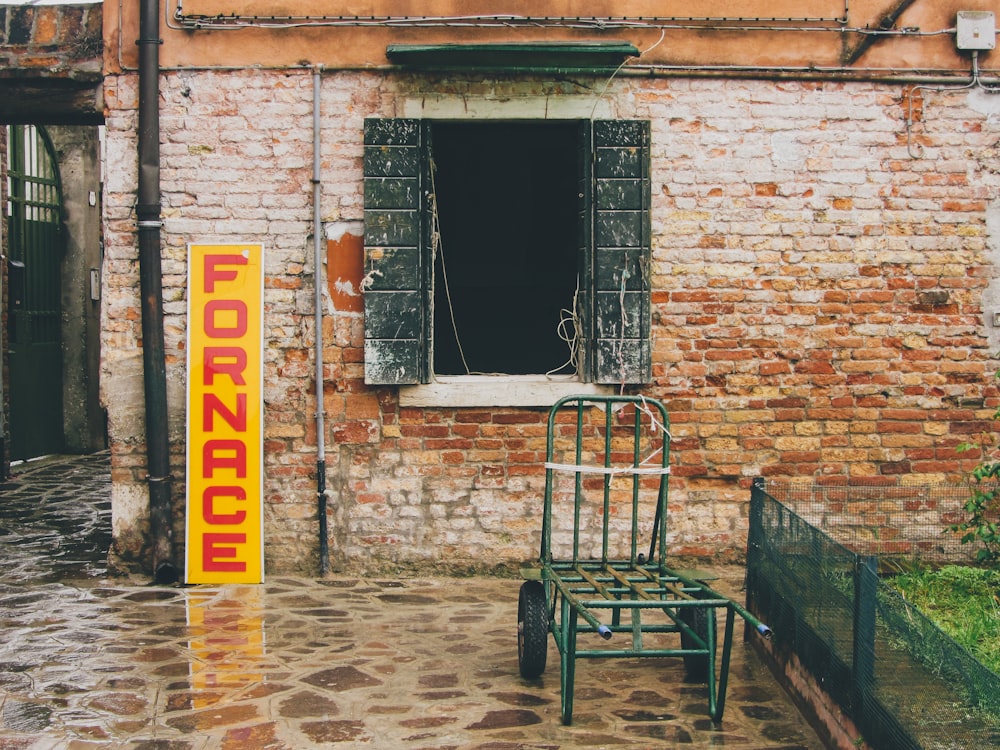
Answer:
[6,124,64,460]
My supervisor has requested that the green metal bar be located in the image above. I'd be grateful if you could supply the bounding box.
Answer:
[631,402,641,563]
[573,399,584,564]
[670,568,774,638]
[549,569,614,639]
[541,402,558,563]
[560,605,578,724]
[656,399,670,565]
[574,646,707,658]
[549,581,700,601]
[571,597,732,611]
[706,606,720,718]
[602,402,612,564]
[712,608,738,721]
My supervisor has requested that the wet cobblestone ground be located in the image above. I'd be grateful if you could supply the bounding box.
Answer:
[0,453,828,749]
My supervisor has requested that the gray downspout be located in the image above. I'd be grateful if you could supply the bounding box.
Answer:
[313,67,329,575]
[138,0,178,583]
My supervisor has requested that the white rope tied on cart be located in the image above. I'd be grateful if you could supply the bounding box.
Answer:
[544,395,673,476]
[543,462,671,476]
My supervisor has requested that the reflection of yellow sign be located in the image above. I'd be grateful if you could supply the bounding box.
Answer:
[186,587,265,706]
[185,244,264,583]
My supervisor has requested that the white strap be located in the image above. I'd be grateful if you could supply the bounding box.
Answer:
[544,462,671,476]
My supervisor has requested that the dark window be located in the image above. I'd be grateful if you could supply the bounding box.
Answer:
[363,118,650,386]
[430,122,579,376]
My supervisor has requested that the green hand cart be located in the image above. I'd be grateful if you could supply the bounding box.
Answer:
[517,394,772,724]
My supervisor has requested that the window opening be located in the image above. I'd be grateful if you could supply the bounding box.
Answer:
[428,122,580,377]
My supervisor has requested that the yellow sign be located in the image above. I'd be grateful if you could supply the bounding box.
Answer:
[185,244,264,583]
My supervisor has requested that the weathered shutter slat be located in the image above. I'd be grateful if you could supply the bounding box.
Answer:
[593,120,651,384]
[363,119,426,385]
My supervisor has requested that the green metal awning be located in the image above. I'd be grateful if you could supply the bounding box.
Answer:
[385,41,640,73]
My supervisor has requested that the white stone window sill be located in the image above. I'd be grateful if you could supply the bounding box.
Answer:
[399,376,612,408]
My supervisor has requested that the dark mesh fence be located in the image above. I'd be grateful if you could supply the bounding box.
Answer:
[747,479,1000,750]
[764,479,983,563]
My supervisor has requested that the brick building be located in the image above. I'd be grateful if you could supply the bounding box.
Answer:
[98,1,1000,578]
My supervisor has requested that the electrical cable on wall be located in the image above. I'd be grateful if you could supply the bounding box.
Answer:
[590,29,666,120]
[163,1,1000,86]
[906,51,1000,159]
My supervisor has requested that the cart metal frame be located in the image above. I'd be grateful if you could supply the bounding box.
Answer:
[517,394,771,725]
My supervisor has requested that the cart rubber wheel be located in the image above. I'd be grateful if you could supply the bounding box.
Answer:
[679,606,711,682]
[518,580,548,678]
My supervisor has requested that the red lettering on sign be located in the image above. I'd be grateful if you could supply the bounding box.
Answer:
[203,347,247,386]
[202,486,247,525]
[202,532,247,572]
[204,300,248,338]
[203,439,247,478]
[203,392,247,432]
[204,254,247,293]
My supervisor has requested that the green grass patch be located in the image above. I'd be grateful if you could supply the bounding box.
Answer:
[888,565,1000,676]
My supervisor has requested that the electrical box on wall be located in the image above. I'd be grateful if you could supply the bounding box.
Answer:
[956,11,996,51]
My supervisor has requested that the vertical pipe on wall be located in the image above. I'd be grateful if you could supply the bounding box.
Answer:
[313,66,329,575]
[138,0,178,583]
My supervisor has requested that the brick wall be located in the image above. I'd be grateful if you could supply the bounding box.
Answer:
[0,3,103,123]
[102,70,1000,574]
[0,3,101,69]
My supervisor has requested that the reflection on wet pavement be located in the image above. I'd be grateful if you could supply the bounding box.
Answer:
[0,453,112,583]
[0,454,829,748]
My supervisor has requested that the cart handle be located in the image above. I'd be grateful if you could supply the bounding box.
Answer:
[668,569,773,640]
[550,575,614,640]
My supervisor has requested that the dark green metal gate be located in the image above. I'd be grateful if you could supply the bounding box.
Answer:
[7,125,64,460]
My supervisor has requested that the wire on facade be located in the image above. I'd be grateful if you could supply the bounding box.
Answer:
[591,29,667,120]
[905,51,999,159]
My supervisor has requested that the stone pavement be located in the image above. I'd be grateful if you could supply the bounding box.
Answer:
[0,453,828,749]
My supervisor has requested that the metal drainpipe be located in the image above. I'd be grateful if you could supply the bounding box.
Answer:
[313,67,330,575]
[138,0,178,584]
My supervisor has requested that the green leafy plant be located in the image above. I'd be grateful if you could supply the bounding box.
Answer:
[950,464,1000,564]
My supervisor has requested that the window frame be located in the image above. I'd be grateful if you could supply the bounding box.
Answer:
[362,117,651,392]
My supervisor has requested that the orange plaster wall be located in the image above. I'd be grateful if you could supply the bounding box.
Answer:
[106,1,999,74]
[327,231,364,315]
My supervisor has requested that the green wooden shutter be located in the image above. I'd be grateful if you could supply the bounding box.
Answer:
[363,119,427,384]
[591,120,651,385]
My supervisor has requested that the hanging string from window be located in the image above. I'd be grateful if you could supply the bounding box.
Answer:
[545,283,582,378]
[427,155,473,375]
